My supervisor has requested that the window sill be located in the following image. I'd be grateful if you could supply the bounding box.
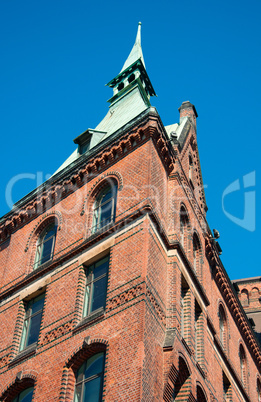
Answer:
[73,308,105,333]
[9,343,37,366]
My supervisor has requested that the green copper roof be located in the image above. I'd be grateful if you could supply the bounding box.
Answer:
[53,23,156,176]
[120,22,145,73]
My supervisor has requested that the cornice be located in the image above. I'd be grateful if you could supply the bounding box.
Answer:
[0,110,175,243]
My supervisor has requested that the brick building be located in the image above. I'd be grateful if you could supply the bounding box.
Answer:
[0,24,261,401]
[233,277,261,346]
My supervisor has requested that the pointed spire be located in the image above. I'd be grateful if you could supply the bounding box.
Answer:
[120,22,145,73]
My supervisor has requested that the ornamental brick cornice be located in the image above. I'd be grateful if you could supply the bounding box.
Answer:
[205,236,261,370]
[0,113,175,242]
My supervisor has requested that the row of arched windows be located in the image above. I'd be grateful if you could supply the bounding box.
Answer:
[240,287,261,306]
[218,304,249,390]
[33,181,117,270]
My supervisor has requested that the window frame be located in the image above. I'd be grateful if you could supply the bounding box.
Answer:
[73,352,105,402]
[19,293,45,351]
[239,345,247,387]
[82,256,109,319]
[192,233,201,273]
[195,302,202,362]
[92,183,117,233]
[12,387,34,402]
[34,222,57,269]
[219,305,227,349]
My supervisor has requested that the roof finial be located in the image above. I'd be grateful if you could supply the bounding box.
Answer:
[120,22,145,73]
[136,22,142,44]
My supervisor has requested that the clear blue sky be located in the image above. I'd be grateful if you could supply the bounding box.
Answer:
[1,0,260,280]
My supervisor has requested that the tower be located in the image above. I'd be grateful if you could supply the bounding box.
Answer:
[0,24,260,402]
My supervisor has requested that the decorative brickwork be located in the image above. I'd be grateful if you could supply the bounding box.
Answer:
[1,31,261,402]
[40,319,74,346]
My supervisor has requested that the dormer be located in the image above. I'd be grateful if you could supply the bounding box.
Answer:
[73,129,107,155]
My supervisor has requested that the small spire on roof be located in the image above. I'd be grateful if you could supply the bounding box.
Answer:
[120,22,146,73]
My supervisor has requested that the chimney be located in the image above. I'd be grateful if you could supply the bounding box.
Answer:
[178,101,198,125]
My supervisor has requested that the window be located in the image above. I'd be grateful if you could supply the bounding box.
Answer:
[83,256,109,318]
[34,223,57,268]
[223,372,231,401]
[92,183,117,233]
[239,345,247,387]
[180,206,189,249]
[20,293,45,351]
[195,301,201,361]
[196,385,207,402]
[240,289,249,306]
[12,387,34,402]
[73,352,105,402]
[219,305,227,349]
[189,154,193,182]
[181,276,190,343]
[257,378,261,401]
[193,233,201,273]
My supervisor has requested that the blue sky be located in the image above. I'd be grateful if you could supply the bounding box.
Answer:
[1,0,260,280]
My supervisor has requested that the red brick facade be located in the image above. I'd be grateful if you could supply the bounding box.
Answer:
[0,31,260,402]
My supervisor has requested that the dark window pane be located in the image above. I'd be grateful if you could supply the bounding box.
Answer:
[100,200,112,226]
[93,258,108,279]
[40,237,54,263]
[26,312,42,346]
[44,225,56,240]
[76,361,85,383]
[90,276,107,312]
[83,377,102,402]
[30,294,45,315]
[85,353,104,379]
[16,387,34,402]
[100,188,112,205]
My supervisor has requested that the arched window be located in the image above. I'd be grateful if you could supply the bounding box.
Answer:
[181,276,190,343]
[92,183,117,233]
[195,300,203,363]
[257,378,261,401]
[12,387,34,402]
[196,384,207,402]
[241,289,249,306]
[219,305,227,350]
[251,287,259,298]
[239,345,247,387]
[223,372,231,401]
[193,233,201,273]
[34,222,57,268]
[189,154,193,183]
[73,352,105,402]
[180,206,189,250]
